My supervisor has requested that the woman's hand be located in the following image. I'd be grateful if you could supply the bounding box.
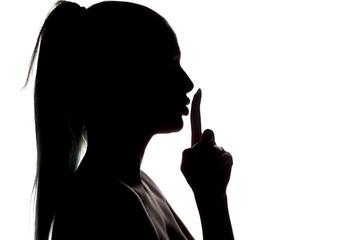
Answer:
[181,89,233,197]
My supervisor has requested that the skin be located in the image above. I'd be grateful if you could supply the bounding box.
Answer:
[51,14,233,240]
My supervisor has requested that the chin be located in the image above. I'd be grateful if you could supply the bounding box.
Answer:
[156,117,184,134]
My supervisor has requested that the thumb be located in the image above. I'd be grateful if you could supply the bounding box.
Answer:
[200,129,216,146]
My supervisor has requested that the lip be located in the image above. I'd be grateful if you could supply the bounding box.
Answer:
[175,95,190,115]
[182,106,189,116]
[182,96,190,115]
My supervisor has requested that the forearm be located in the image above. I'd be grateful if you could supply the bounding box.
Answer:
[195,193,234,240]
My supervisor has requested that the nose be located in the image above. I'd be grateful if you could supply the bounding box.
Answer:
[180,66,193,93]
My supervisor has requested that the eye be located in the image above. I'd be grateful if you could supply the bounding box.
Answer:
[172,61,180,67]
[166,61,178,70]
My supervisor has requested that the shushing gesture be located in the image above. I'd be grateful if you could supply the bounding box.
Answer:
[181,89,233,197]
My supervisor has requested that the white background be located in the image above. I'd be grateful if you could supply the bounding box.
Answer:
[1,0,360,239]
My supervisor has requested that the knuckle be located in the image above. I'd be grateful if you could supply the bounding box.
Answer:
[203,128,213,135]
[222,152,233,165]
[191,142,200,150]
[182,148,192,157]
[213,145,224,152]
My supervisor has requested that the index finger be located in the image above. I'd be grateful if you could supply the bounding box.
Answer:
[191,88,202,146]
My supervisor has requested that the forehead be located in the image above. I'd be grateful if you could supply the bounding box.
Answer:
[147,24,181,60]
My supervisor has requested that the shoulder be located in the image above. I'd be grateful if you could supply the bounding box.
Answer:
[140,170,166,198]
[52,175,159,240]
[140,171,195,240]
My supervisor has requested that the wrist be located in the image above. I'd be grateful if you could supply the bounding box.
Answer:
[194,192,229,213]
[194,190,227,202]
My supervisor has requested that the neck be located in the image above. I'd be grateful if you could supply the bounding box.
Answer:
[80,127,153,186]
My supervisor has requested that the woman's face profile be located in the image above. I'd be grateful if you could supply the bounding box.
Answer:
[137,31,194,134]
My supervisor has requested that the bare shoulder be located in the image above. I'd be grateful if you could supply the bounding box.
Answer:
[140,170,166,197]
[52,175,158,240]
[140,171,195,240]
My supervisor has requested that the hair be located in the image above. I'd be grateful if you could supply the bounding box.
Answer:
[26,1,173,240]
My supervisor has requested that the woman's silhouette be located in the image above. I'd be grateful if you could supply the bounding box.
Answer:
[26,1,234,239]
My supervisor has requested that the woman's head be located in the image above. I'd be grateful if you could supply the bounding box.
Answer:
[29,2,193,240]
[75,1,194,135]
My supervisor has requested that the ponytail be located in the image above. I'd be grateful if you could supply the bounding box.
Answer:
[27,2,87,240]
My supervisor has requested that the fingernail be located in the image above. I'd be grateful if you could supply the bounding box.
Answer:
[197,88,202,94]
